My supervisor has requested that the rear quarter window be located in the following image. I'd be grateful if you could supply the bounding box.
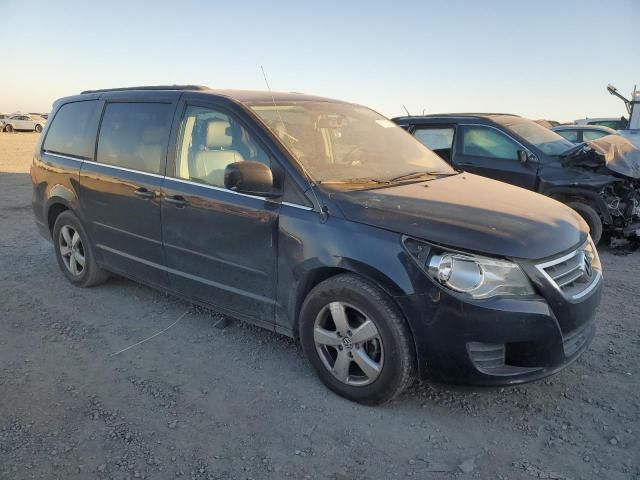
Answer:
[43,101,99,159]
[413,127,455,151]
[556,129,578,142]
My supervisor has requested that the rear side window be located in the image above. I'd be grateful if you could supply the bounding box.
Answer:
[414,127,454,151]
[461,126,519,160]
[43,101,99,159]
[97,102,172,175]
[583,130,609,141]
[556,129,578,142]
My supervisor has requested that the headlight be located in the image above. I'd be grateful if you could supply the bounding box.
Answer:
[427,253,535,299]
[402,237,535,299]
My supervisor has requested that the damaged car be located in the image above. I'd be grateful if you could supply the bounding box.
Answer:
[393,113,640,245]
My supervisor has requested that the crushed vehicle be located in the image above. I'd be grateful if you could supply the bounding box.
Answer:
[393,113,640,245]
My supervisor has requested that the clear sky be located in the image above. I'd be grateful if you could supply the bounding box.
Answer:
[1,0,638,121]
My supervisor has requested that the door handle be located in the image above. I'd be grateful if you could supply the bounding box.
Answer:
[134,187,157,199]
[165,195,189,208]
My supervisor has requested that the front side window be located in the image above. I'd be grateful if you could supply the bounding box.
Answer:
[413,127,455,151]
[555,129,578,142]
[248,101,454,184]
[461,126,520,160]
[97,102,172,174]
[43,100,99,159]
[175,106,271,188]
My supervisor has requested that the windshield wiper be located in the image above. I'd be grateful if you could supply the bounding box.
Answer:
[388,171,454,182]
[319,177,391,185]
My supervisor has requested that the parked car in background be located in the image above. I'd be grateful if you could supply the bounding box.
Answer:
[393,113,640,245]
[552,125,619,143]
[3,114,46,133]
[574,117,628,130]
[31,86,603,404]
[0,113,10,130]
[534,119,560,128]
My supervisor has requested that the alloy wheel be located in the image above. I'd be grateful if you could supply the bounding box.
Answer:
[58,225,86,276]
[313,301,384,386]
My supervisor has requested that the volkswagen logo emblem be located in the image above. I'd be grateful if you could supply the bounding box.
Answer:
[341,337,354,350]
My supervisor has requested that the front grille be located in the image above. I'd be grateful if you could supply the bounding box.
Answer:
[535,243,600,300]
[563,322,594,357]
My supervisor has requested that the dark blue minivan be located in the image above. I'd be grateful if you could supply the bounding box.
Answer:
[31,86,602,404]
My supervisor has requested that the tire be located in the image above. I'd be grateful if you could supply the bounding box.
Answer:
[52,210,109,287]
[299,274,416,405]
[567,201,603,245]
[35,124,42,133]
[4,124,13,133]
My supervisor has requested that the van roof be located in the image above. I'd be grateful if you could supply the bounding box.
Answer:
[78,85,345,104]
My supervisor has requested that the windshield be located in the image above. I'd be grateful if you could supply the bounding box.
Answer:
[493,116,575,156]
[248,101,455,184]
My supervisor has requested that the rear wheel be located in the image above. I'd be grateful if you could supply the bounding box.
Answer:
[35,124,43,133]
[53,211,109,287]
[299,274,416,405]
[568,201,603,245]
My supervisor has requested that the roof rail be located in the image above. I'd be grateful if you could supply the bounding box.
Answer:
[80,85,210,94]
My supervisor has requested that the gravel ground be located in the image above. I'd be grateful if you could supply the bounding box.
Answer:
[0,132,639,480]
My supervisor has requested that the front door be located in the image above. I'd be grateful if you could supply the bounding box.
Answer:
[161,102,279,325]
[453,125,539,190]
[79,100,175,286]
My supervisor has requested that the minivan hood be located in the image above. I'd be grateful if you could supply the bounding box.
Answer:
[330,173,587,260]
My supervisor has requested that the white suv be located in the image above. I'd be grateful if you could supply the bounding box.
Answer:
[3,114,46,133]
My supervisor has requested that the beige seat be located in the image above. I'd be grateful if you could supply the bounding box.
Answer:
[136,126,165,173]
[193,120,244,186]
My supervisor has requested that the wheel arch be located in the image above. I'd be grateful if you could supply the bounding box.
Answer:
[545,187,612,224]
[45,186,81,234]
[289,259,411,341]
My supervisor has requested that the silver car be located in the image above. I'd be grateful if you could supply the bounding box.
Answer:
[3,114,46,133]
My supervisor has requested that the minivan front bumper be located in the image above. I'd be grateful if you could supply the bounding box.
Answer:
[395,273,602,385]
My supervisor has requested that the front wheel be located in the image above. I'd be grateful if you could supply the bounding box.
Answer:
[299,274,416,405]
[4,124,13,133]
[53,211,109,287]
[567,201,603,245]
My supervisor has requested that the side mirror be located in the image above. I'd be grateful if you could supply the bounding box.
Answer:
[224,161,275,196]
[517,150,528,164]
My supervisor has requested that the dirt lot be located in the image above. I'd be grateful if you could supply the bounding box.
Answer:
[0,132,638,480]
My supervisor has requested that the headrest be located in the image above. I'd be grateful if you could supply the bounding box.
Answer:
[141,126,165,144]
[206,120,232,148]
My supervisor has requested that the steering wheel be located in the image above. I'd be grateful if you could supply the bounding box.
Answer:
[342,145,367,166]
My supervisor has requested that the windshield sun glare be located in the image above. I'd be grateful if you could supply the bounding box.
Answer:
[249,101,454,185]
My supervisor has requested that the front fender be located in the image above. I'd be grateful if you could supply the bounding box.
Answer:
[276,210,418,336]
